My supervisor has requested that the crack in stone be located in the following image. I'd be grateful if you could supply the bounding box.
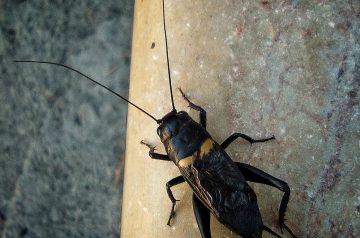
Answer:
[305,54,359,236]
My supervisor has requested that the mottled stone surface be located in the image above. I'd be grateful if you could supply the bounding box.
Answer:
[122,0,359,237]
[0,0,133,237]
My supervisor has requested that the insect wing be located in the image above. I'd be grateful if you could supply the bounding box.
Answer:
[179,143,263,234]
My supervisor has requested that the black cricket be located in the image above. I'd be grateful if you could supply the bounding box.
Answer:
[15,0,298,237]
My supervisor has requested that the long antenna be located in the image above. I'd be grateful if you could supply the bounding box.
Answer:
[14,60,160,123]
[162,0,176,112]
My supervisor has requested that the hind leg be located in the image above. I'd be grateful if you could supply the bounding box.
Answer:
[235,162,297,238]
[192,194,211,238]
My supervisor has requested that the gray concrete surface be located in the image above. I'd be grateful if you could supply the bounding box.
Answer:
[0,0,133,237]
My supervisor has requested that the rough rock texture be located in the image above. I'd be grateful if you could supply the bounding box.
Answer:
[0,0,133,237]
[122,0,359,237]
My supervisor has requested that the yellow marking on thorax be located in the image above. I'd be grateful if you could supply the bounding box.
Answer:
[178,138,214,168]
[199,138,214,157]
[178,156,193,167]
